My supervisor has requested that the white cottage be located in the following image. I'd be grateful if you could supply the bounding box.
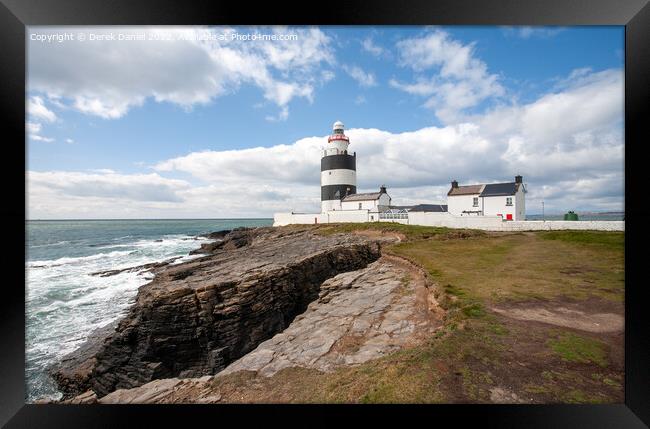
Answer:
[447,176,526,220]
[340,186,391,213]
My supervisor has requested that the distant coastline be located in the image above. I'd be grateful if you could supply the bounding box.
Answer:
[525,212,624,221]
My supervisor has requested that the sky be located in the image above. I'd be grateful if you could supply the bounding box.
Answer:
[26,26,624,219]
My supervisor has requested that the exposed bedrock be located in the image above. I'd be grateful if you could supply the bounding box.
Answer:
[50,226,382,399]
[71,255,443,404]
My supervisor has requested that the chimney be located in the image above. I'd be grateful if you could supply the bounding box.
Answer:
[379,185,387,194]
[451,180,459,188]
[515,175,523,184]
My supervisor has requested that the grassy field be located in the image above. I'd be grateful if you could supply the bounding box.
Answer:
[210,224,625,403]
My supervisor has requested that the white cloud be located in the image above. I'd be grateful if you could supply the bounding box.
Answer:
[28,26,334,120]
[361,37,385,57]
[321,70,336,82]
[26,121,55,142]
[391,29,505,122]
[27,96,57,122]
[27,68,623,218]
[502,26,566,39]
[65,138,75,144]
[28,171,190,208]
[265,105,289,122]
[31,135,55,143]
[26,122,41,134]
[354,95,367,105]
[388,77,437,96]
[342,65,377,88]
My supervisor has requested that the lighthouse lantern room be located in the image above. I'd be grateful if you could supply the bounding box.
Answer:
[321,121,357,212]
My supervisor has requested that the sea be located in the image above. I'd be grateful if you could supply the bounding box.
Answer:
[25,218,273,402]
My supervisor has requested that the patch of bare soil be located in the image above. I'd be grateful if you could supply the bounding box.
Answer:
[490,296,623,333]
[491,314,623,403]
[352,229,406,243]
[489,386,526,404]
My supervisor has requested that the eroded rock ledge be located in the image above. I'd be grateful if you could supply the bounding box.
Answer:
[50,226,382,399]
[70,255,443,404]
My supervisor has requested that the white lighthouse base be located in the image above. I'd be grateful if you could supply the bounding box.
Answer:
[321,199,342,213]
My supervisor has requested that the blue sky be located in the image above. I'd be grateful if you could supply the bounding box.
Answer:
[26,26,624,218]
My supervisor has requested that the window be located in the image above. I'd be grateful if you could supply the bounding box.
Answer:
[506,197,513,206]
[358,203,362,209]
[473,197,478,207]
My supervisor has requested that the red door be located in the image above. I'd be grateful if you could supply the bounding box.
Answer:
[506,214,513,220]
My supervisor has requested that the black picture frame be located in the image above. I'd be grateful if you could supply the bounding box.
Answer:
[1,0,648,427]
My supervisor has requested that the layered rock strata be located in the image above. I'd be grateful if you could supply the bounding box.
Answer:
[51,226,381,399]
[73,255,443,404]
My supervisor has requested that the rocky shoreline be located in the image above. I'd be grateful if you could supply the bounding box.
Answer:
[49,226,396,400]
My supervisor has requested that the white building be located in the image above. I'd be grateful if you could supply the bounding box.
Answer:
[447,176,527,220]
[340,186,391,218]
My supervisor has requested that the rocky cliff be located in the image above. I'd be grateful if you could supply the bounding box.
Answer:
[50,226,382,399]
[59,253,443,404]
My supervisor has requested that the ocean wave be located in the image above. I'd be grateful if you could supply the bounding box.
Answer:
[25,231,218,402]
[27,250,134,268]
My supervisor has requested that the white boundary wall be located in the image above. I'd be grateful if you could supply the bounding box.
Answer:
[274,210,371,226]
[274,213,324,226]
[274,211,624,231]
[497,220,624,231]
[408,212,624,231]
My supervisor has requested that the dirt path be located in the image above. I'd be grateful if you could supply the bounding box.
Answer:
[489,295,623,334]
[352,229,406,243]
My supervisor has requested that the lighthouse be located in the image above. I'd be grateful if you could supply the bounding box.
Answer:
[321,120,357,212]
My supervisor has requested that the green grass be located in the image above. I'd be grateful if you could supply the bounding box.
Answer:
[314,222,484,241]
[461,302,486,318]
[389,231,624,303]
[562,389,604,404]
[523,369,621,404]
[547,332,609,367]
[538,231,624,250]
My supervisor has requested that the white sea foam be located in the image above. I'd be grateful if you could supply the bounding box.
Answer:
[27,250,134,268]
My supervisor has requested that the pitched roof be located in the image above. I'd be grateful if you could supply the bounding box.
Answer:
[408,204,448,212]
[342,192,382,201]
[479,182,519,197]
[447,184,484,196]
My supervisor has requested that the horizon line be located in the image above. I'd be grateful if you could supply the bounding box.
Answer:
[26,217,275,221]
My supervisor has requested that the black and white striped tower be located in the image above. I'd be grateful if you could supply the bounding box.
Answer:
[321,120,356,212]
